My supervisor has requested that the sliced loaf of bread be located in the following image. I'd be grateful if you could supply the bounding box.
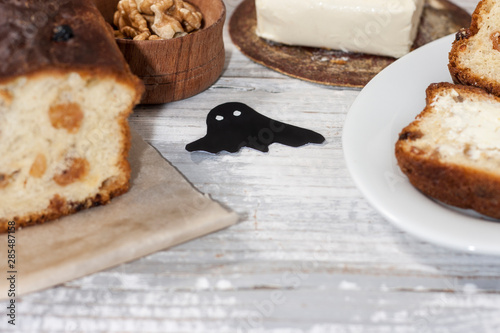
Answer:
[396,82,500,218]
[449,0,500,96]
[0,0,143,232]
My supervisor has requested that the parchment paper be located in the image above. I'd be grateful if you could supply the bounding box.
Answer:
[0,129,238,299]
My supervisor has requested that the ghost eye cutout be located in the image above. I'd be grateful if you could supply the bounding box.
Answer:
[215,115,224,121]
[233,110,242,117]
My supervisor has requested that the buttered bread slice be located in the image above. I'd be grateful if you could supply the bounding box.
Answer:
[449,0,500,96]
[0,0,143,231]
[396,82,500,219]
[255,0,425,58]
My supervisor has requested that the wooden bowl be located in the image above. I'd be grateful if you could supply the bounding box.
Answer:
[93,0,226,104]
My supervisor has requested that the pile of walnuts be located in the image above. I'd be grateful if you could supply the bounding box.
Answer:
[113,0,203,40]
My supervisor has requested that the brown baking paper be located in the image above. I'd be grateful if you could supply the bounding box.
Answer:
[0,129,238,299]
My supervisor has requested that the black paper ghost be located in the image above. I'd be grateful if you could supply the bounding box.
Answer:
[186,102,325,153]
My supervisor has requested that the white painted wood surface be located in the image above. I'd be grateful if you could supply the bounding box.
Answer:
[3,1,500,332]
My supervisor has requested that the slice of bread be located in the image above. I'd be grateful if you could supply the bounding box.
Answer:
[396,82,500,218]
[449,0,500,96]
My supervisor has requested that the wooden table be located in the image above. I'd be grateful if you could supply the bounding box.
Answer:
[5,0,500,332]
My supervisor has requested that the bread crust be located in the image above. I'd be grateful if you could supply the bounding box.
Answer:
[0,176,130,233]
[396,82,500,219]
[0,0,144,231]
[0,0,141,91]
[448,0,500,96]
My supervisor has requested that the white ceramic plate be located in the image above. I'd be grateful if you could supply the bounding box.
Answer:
[343,34,500,255]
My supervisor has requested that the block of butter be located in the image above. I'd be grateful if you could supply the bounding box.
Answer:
[255,0,425,58]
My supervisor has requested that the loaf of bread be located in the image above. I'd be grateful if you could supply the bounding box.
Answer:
[396,82,500,219]
[449,0,500,96]
[0,0,144,231]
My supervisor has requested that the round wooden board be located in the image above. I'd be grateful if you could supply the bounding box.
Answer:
[229,0,471,88]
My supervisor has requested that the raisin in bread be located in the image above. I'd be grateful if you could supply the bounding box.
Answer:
[449,0,500,96]
[0,0,144,232]
[396,82,500,219]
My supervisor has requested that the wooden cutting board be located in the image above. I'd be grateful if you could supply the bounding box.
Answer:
[229,0,471,87]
